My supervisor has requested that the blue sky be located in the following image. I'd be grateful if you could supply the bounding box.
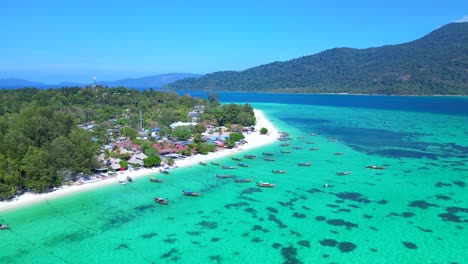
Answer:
[1,0,467,83]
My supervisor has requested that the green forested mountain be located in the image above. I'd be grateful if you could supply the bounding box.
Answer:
[165,22,468,95]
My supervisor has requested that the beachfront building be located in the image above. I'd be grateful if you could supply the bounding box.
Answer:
[170,121,198,130]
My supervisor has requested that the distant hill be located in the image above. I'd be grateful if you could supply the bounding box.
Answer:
[0,73,201,89]
[0,78,46,88]
[165,22,468,95]
[98,73,201,88]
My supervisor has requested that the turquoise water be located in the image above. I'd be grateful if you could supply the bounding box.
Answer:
[1,101,467,263]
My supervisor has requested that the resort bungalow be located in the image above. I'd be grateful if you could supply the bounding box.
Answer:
[153,142,188,155]
[170,121,198,129]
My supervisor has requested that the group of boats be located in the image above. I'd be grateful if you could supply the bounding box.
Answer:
[154,189,201,205]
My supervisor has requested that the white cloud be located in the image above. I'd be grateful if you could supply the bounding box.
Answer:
[455,15,468,22]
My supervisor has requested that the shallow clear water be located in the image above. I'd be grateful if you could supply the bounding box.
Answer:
[1,98,467,264]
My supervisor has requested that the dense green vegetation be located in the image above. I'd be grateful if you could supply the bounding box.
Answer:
[0,87,255,200]
[165,22,468,95]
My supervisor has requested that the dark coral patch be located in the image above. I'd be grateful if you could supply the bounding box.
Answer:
[272,243,282,249]
[453,181,465,187]
[315,216,326,221]
[292,212,306,218]
[322,254,329,258]
[134,204,154,212]
[163,238,177,244]
[252,225,269,233]
[268,214,288,229]
[245,207,257,213]
[326,219,358,229]
[306,188,322,194]
[302,206,311,210]
[141,232,158,239]
[187,231,203,236]
[161,248,180,259]
[338,242,357,253]
[327,204,339,208]
[290,230,302,237]
[376,200,388,205]
[266,207,279,213]
[115,244,128,250]
[209,255,223,264]
[369,226,379,231]
[402,242,418,249]
[251,237,263,243]
[438,207,468,223]
[336,192,371,204]
[417,226,432,233]
[198,221,218,229]
[211,237,221,242]
[408,200,439,209]
[319,239,338,247]
[348,204,361,209]
[402,212,415,218]
[280,246,303,264]
[242,188,262,194]
[435,195,451,200]
[337,208,351,213]
[435,182,452,187]
[224,202,249,209]
[297,240,310,248]
[370,248,378,252]
[362,214,373,219]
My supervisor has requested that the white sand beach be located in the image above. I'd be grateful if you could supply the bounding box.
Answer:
[0,109,279,212]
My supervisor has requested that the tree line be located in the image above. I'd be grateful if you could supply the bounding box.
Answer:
[0,87,255,200]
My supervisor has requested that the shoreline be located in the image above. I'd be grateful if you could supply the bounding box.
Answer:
[0,109,279,213]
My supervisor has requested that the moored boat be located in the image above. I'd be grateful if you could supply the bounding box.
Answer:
[334,152,345,155]
[232,157,243,161]
[280,150,292,153]
[272,170,286,174]
[309,148,320,151]
[336,171,351,176]
[0,224,8,230]
[216,174,233,178]
[263,152,275,156]
[244,154,257,159]
[238,163,249,167]
[235,178,253,183]
[222,165,237,169]
[183,190,200,196]
[366,165,385,170]
[280,143,291,147]
[154,197,168,205]
[160,169,170,174]
[150,177,163,183]
[293,146,304,149]
[298,162,312,166]
[127,176,133,182]
[264,157,276,161]
[257,181,275,187]
[211,161,220,166]
[199,161,207,166]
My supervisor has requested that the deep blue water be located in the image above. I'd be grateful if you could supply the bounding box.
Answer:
[175,91,468,116]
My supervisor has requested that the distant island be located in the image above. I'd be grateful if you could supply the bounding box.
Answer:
[0,73,201,89]
[165,22,468,95]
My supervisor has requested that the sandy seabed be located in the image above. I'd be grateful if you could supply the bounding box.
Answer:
[0,109,279,212]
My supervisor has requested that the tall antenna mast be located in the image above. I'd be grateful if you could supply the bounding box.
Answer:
[139,109,143,131]
[92,76,96,88]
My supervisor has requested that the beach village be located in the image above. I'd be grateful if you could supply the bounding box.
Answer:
[0,108,279,212]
